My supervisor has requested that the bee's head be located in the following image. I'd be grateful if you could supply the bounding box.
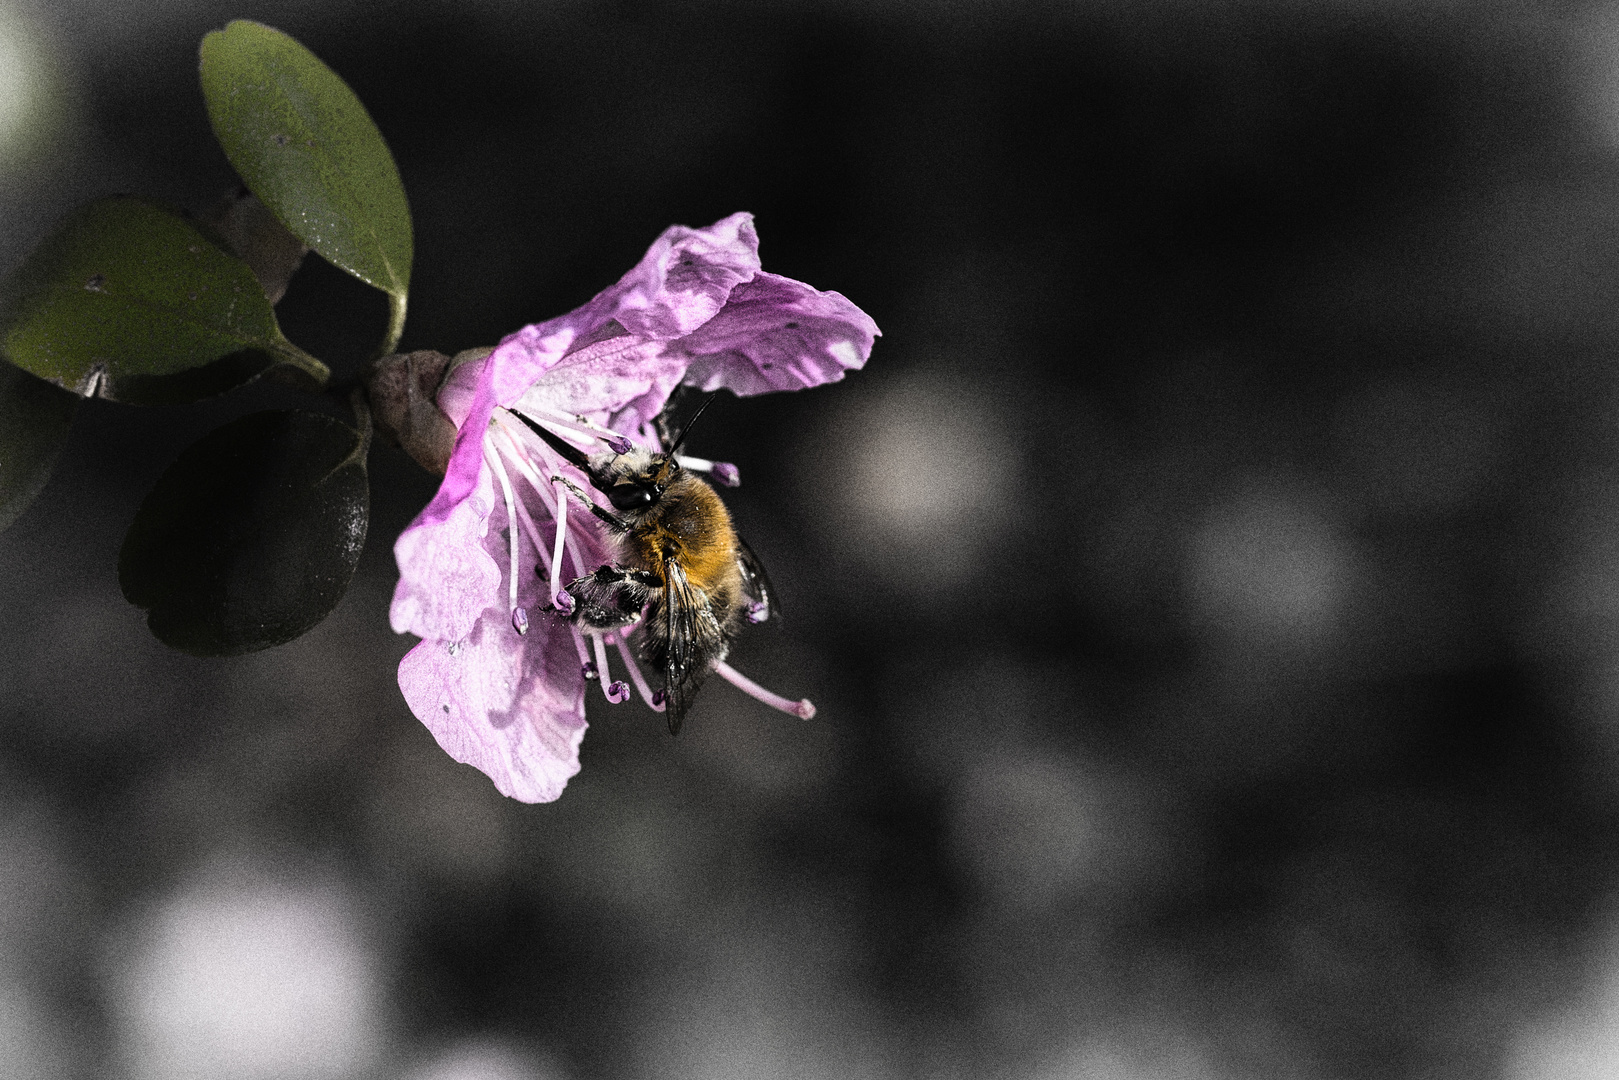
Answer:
[593,394,714,511]
[519,394,715,516]
[588,448,680,512]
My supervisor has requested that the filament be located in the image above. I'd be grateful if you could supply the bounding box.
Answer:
[485,446,525,632]
[712,660,815,719]
[675,455,740,487]
[517,404,636,454]
[590,633,629,703]
[569,623,592,675]
[615,635,664,711]
[549,479,571,613]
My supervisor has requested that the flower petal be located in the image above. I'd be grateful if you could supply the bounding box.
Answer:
[603,212,760,341]
[677,272,879,396]
[390,466,501,641]
[483,212,762,411]
[398,613,587,804]
[512,334,686,439]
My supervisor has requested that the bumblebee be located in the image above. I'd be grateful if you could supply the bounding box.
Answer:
[516,399,773,733]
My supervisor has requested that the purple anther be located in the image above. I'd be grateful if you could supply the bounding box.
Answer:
[746,601,769,624]
[606,436,635,455]
[711,462,741,487]
[511,607,529,635]
[651,689,665,707]
[553,590,576,616]
[606,680,631,704]
[581,660,599,681]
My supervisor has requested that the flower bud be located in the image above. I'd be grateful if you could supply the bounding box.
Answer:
[365,350,460,474]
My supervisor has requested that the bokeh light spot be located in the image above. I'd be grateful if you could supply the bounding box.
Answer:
[109,872,384,1080]
[1187,487,1352,645]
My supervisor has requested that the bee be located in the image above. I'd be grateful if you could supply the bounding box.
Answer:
[515,398,773,734]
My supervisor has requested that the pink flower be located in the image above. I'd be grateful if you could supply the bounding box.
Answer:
[390,213,878,802]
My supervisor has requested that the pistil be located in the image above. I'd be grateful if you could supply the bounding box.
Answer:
[712,660,816,719]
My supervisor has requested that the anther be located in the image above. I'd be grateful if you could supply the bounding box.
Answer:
[581,660,599,681]
[590,632,620,704]
[605,436,634,455]
[606,680,631,703]
[615,635,662,710]
[674,455,741,487]
[553,589,576,616]
[511,606,529,635]
[746,601,769,624]
[651,689,665,708]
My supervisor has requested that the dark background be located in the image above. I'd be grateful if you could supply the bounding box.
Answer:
[4,1,1619,1077]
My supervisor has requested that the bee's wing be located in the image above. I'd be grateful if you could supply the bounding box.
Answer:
[660,558,715,736]
[735,536,777,621]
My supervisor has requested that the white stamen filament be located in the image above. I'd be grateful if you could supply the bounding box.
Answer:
[549,479,570,612]
[491,414,598,587]
[712,660,816,719]
[589,634,629,703]
[676,455,739,487]
[516,405,635,452]
[490,428,557,569]
[485,446,524,631]
[615,635,664,711]
[568,623,591,670]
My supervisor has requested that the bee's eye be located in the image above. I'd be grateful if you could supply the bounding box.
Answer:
[608,483,655,511]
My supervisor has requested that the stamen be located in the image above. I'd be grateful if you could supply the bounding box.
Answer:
[549,479,570,610]
[494,410,613,611]
[567,622,590,669]
[516,405,637,454]
[746,601,769,624]
[676,455,740,487]
[591,634,628,704]
[485,447,525,633]
[712,660,815,719]
[491,427,555,571]
[614,635,664,712]
[582,659,599,681]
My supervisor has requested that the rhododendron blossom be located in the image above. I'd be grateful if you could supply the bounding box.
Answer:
[389,213,878,802]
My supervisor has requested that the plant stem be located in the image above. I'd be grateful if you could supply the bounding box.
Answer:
[269,338,331,387]
[374,291,408,360]
[338,386,374,471]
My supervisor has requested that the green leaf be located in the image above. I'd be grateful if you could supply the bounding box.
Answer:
[120,410,370,656]
[200,20,413,307]
[0,360,78,532]
[200,187,309,304]
[0,196,326,404]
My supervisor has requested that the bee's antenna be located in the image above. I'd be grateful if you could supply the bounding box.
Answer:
[666,393,719,459]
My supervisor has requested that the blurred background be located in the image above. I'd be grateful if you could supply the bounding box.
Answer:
[7,0,1619,1076]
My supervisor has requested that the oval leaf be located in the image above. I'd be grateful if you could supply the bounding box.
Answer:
[120,410,370,656]
[0,360,78,532]
[0,197,296,403]
[200,20,413,299]
[201,187,309,304]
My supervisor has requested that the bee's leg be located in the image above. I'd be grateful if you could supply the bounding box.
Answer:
[563,564,657,631]
[549,474,631,534]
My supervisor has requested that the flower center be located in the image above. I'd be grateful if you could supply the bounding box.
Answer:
[483,403,810,721]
